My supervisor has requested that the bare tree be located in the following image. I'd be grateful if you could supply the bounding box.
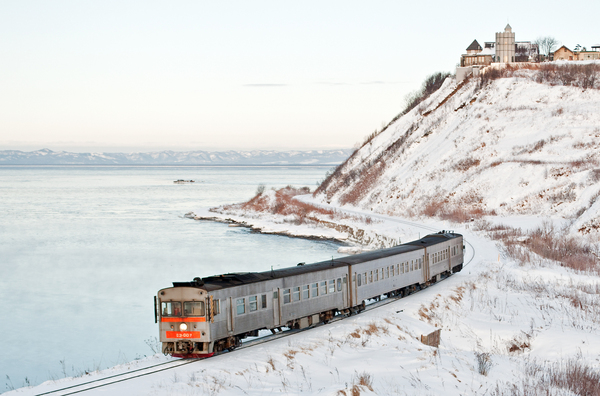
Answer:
[535,36,560,60]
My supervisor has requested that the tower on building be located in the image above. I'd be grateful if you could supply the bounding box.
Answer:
[495,24,515,63]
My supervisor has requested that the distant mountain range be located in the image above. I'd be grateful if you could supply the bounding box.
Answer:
[0,148,354,165]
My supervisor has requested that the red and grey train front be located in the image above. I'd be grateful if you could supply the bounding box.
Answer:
[155,285,214,358]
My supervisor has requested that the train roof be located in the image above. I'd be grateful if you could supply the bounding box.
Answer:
[172,231,462,292]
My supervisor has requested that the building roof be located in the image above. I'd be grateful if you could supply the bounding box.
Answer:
[479,47,495,55]
[554,45,573,54]
[467,39,482,51]
[505,23,512,32]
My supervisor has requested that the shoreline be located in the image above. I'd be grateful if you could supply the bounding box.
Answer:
[186,212,350,245]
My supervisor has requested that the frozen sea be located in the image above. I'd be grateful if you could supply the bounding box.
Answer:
[0,165,343,390]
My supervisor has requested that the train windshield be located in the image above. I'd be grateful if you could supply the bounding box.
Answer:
[184,301,205,316]
[161,301,182,317]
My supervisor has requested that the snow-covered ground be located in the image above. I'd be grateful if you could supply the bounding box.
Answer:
[9,204,600,395]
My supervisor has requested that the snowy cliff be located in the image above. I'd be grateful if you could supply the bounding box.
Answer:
[314,63,600,237]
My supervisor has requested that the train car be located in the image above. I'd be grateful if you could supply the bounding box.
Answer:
[155,231,463,358]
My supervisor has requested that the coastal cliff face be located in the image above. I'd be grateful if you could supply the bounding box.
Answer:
[314,64,600,237]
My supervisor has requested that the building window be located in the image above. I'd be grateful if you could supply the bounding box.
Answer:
[249,295,257,312]
[236,298,245,315]
[302,285,309,299]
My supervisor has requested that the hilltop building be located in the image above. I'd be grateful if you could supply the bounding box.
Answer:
[457,24,538,82]
[554,45,575,61]
[554,44,600,61]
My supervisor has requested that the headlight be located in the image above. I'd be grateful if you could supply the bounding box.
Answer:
[179,323,188,331]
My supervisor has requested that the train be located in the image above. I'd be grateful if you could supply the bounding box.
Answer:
[155,231,464,358]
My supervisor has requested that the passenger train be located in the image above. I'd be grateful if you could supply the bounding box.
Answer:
[155,231,464,358]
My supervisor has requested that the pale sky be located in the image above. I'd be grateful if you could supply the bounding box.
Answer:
[1,1,598,152]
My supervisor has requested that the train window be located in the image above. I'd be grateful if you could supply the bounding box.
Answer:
[337,278,342,291]
[375,269,379,281]
[328,280,335,294]
[213,299,220,315]
[302,285,309,299]
[184,301,205,316]
[293,287,300,302]
[273,291,278,299]
[236,298,245,315]
[406,262,409,272]
[283,289,291,304]
[311,283,319,297]
[391,266,395,277]
[369,271,373,283]
[357,273,362,286]
[261,294,267,309]
[386,267,389,278]
[320,281,327,295]
[419,258,422,269]
[161,301,181,317]
[410,261,413,271]
[249,296,257,312]
[397,264,400,274]
[382,268,385,279]
[364,272,367,284]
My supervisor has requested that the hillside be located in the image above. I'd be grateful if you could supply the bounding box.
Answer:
[314,63,600,238]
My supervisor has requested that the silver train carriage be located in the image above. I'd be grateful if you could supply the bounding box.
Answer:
[155,231,464,358]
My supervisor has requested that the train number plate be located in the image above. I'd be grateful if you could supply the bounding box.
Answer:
[166,331,201,339]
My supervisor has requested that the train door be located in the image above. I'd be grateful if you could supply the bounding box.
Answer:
[352,271,358,307]
[226,297,234,334]
[273,288,281,327]
[423,248,429,283]
[341,275,348,308]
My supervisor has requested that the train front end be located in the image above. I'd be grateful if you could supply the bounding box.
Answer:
[155,283,214,358]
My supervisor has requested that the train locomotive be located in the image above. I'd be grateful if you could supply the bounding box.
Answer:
[155,231,464,358]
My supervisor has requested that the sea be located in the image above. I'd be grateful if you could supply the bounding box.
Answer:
[0,165,344,390]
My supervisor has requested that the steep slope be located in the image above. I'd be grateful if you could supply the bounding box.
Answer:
[315,64,600,236]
